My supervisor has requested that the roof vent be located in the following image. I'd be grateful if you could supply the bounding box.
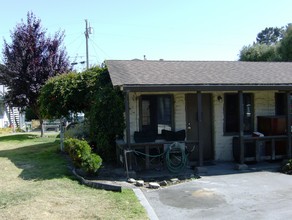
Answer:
[159,59,164,61]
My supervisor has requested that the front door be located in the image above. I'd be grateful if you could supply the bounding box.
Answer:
[185,93,213,163]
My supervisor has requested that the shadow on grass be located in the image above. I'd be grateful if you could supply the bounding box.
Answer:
[0,135,71,181]
[0,134,39,142]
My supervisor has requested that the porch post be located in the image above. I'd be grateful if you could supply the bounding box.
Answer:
[124,90,132,169]
[197,91,203,166]
[286,91,292,159]
[125,90,131,147]
[238,91,245,164]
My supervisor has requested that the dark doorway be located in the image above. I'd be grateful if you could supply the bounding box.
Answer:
[185,93,213,162]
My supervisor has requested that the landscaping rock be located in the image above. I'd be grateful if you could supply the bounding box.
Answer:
[170,178,179,183]
[159,180,168,187]
[149,182,160,189]
[127,178,136,184]
[136,180,144,187]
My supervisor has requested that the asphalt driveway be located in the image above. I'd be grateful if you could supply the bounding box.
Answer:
[140,164,292,220]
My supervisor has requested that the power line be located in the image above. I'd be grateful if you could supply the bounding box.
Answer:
[89,37,110,60]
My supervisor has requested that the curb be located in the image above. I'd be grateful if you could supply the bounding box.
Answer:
[72,169,122,192]
[133,188,159,220]
[73,169,159,219]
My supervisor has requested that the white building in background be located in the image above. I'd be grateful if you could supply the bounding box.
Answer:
[0,85,25,129]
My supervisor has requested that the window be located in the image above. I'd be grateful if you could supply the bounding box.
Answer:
[275,93,292,115]
[224,93,253,134]
[140,95,173,134]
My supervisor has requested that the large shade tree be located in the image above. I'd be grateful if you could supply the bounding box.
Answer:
[39,67,125,162]
[278,25,292,61]
[239,24,292,62]
[256,27,284,45]
[1,12,71,136]
[239,43,281,61]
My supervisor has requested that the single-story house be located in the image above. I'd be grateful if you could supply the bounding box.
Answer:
[106,60,292,171]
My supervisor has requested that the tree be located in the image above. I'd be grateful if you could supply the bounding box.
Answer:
[239,43,281,61]
[239,24,292,62]
[256,27,284,45]
[278,25,292,61]
[1,12,70,136]
[39,66,125,162]
[39,67,104,118]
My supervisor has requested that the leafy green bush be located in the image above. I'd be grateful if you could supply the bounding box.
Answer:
[87,85,125,162]
[39,66,124,164]
[282,159,292,175]
[64,138,91,168]
[81,153,102,175]
[64,138,102,175]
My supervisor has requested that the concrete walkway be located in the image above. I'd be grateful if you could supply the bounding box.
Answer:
[139,163,292,220]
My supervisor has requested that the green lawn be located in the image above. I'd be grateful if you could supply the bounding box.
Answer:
[0,133,148,220]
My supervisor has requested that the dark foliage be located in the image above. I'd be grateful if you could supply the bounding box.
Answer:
[1,12,71,133]
[278,26,292,61]
[87,85,125,162]
[239,23,292,62]
[64,138,102,175]
[256,27,284,45]
[40,66,125,163]
[282,159,292,175]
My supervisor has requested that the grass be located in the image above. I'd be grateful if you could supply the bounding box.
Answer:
[0,133,148,220]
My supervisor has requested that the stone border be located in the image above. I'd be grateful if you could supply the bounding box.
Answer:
[72,169,122,192]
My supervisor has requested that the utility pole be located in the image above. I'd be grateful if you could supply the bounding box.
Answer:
[85,19,91,70]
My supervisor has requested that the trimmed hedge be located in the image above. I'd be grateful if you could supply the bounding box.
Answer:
[64,138,102,175]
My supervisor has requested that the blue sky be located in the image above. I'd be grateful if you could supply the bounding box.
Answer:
[0,0,292,69]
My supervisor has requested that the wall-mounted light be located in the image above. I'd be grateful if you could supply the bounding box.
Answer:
[217,95,223,102]
[246,104,251,117]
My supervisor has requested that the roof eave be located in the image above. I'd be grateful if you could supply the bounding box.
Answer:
[121,84,292,92]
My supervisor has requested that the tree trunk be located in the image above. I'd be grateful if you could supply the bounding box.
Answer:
[32,105,44,137]
[40,118,44,137]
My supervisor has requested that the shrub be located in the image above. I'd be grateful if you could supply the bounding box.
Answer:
[15,127,25,132]
[0,127,13,134]
[64,138,91,168]
[81,153,102,175]
[87,85,125,162]
[282,159,292,175]
[64,138,102,175]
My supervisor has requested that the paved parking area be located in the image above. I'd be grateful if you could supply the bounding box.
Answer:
[140,167,292,220]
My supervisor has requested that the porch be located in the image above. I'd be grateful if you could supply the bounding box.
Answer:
[233,135,289,162]
[116,139,199,172]
[106,60,292,174]
[119,90,292,174]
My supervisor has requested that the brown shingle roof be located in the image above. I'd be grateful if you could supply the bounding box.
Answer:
[105,60,292,86]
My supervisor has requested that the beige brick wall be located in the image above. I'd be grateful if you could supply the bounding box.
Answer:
[213,91,276,161]
[126,90,277,161]
[128,92,139,143]
[127,92,187,143]
[174,93,186,131]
